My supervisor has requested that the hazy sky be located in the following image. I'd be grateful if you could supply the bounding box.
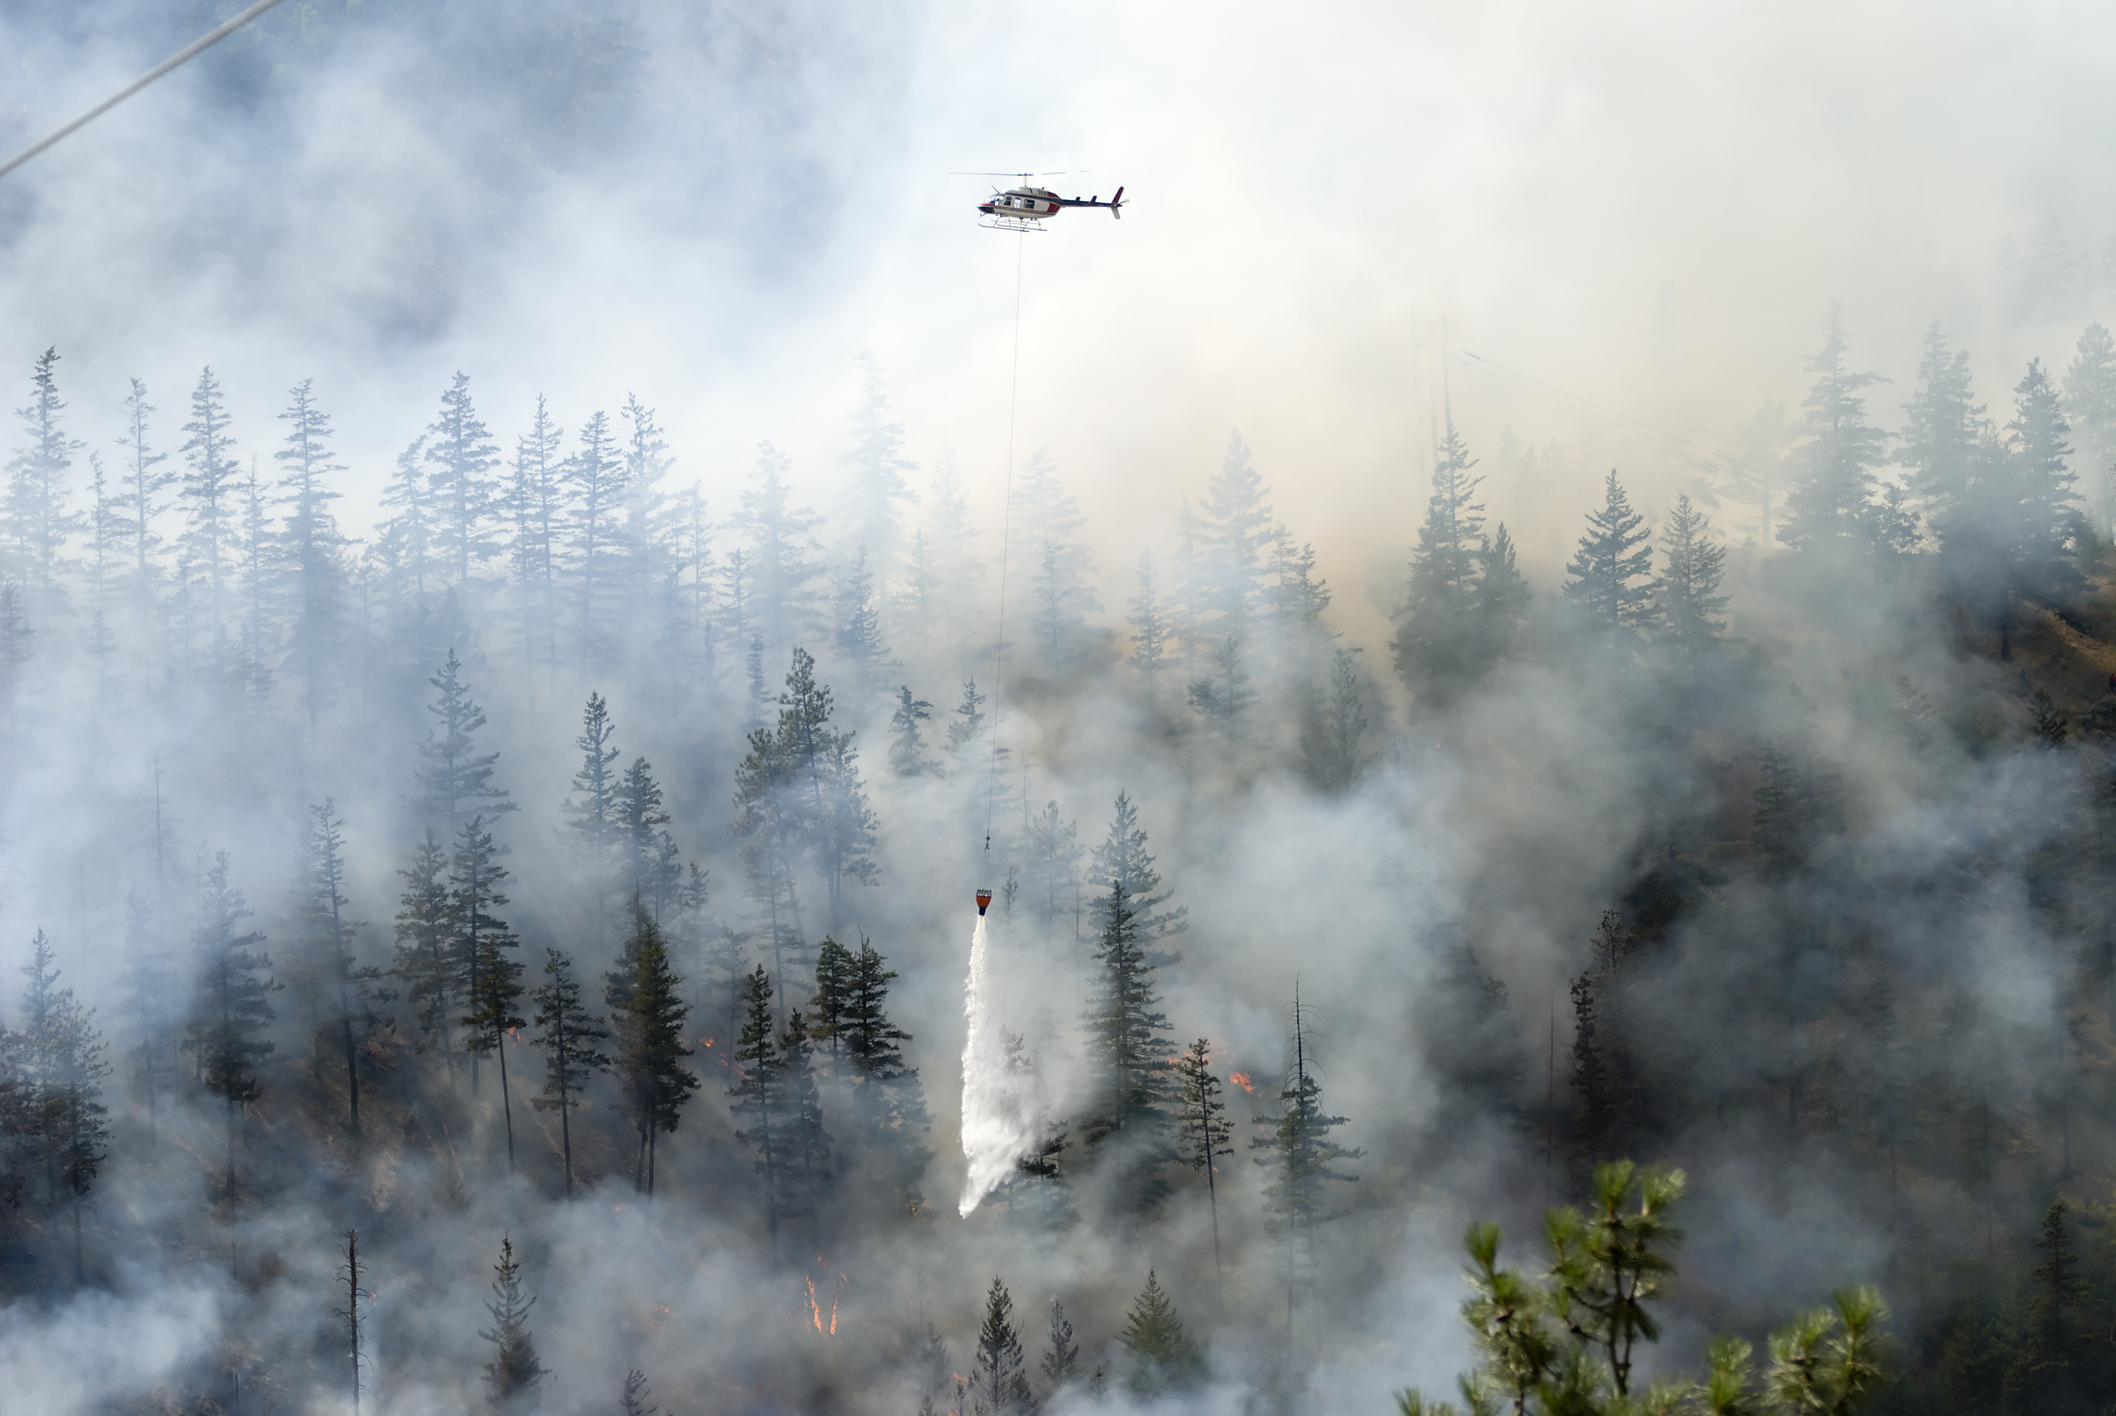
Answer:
[4,0,2113,626]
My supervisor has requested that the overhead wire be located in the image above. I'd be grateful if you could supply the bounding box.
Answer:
[984,231,1024,853]
[0,0,289,183]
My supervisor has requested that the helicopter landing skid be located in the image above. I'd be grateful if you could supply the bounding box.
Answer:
[978,217,1047,233]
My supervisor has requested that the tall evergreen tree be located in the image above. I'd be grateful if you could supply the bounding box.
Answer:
[730,964,788,1246]
[565,410,629,674]
[833,545,891,698]
[1652,495,1729,652]
[416,650,516,830]
[1118,1271,1205,1396]
[735,442,824,653]
[184,853,279,1207]
[1087,792,1186,954]
[563,691,623,919]
[1024,800,1084,950]
[1473,523,1531,666]
[373,434,436,613]
[5,348,83,609]
[1040,1299,1080,1394]
[456,815,525,1164]
[426,372,502,586]
[972,1276,1032,1415]
[841,353,918,595]
[1780,308,1890,554]
[1186,635,1258,738]
[293,801,384,1136]
[480,1236,546,1413]
[618,756,681,915]
[1899,324,1989,526]
[274,380,349,726]
[815,936,928,1213]
[1175,1037,1234,1282]
[179,366,242,646]
[605,900,700,1194]
[1393,415,1487,693]
[506,396,566,690]
[1251,991,1362,1333]
[888,685,937,777]
[1192,432,1277,644]
[234,465,277,702]
[2064,321,2116,532]
[1563,470,1656,637]
[115,377,173,588]
[1127,549,1174,704]
[390,831,458,1060]
[19,933,110,1283]
[530,948,611,1197]
[1013,451,1099,667]
[1080,880,1177,1201]
[617,394,674,669]
[1300,646,1369,793]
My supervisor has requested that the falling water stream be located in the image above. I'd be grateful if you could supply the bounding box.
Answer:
[958,913,1035,1215]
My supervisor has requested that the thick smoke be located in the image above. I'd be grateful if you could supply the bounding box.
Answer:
[2,4,2116,1416]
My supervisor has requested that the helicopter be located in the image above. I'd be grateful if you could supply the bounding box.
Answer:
[960,171,1125,231]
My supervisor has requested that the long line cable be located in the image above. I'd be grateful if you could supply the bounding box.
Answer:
[0,0,288,183]
[984,233,1025,853]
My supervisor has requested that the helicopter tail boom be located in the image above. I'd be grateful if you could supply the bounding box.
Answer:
[1110,186,1123,218]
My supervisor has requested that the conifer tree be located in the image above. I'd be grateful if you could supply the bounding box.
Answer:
[480,1235,546,1413]
[920,450,986,663]
[1193,432,1277,644]
[115,377,173,587]
[506,396,566,690]
[457,815,525,1165]
[1780,308,1890,554]
[774,647,879,926]
[1024,800,1084,949]
[1393,415,1487,694]
[730,965,787,1245]
[294,802,384,1136]
[1186,635,1258,738]
[1127,550,1174,703]
[19,933,111,1283]
[972,1276,1032,1415]
[179,366,242,645]
[618,1369,657,1416]
[617,394,674,666]
[566,410,630,673]
[842,353,918,593]
[1268,530,1332,677]
[1652,495,1729,652]
[825,937,929,1212]
[1474,524,1531,667]
[735,442,824,653]
[1251,992,1361,1332]
[373,434,436,611]
[605,899,700,1194]
[1040,1299,1080,1393]
[1300,647,1368,792]
[184,853,279,1207]
[617,756,681,915]
[5,348,84,608]
[1013,451,1098,667]
[416,650,516,830]
[833,545,891,696]
[390,830,458,1060]
[1088,792,1187,953]
[775,1004,831,1243]
[564,692,623,918]
[1563,471,1655,637]
[1999,359,2088,620]
[234,465,277,701]
[2064,321,2116,532]
[1175,1037,1234,1282]
[426,373,501,585]
[1900,324,1989,527]
[529,948,611,1196]
[1081,880,1177,1200]
[1119,1271,1204,1396]
[274,380,349,726]
[889,686,937,777]
[730,694,807,998]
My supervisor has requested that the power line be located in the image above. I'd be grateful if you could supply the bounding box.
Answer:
[0,0,289,183]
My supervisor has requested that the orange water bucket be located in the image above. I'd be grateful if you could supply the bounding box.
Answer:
[975,888,993,915]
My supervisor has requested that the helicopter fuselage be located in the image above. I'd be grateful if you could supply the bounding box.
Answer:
[976,185,1123,224]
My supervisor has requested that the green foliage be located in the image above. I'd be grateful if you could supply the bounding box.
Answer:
[1080,879,1176,1189]
[1653,496,1729,651]
[972,1276,1032,1414]
[1564,471,1655,637]
[528,947,610,1197]
[1394,1164,1891,1416]
[1120,1269,1205,1395]
[480,1235,546,1412]
[888,686,937,777]
[604,899,699,1195]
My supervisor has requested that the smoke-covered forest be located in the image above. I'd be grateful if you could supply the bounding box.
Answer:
[8,3,2116,1415]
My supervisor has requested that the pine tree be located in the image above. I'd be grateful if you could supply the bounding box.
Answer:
[1652,495,1729,651]
[1300,647,1368,792]
[730,964,788,1246]
[841,353,918,594]
[920,450,985,664]
[618,757,681,915]
[1473,523,1531,667]
[456,815,526,1166]
[1268,530,1333,678]
[888,686,937,777]
[1900,324,1989,526]
[390,830,458,1059]
[1186,635,1258,738]
[972,1276,1032,1415]
[529,948,611,1196]
[184,853,279,1207]
[179,366,242,646]
[480,1235,547,1413]
[833,545,891,698]
[5,348,84,608]
[563,692,623,920]
[566,410,630,674]
[774,647,878,927]
[115,377,174,588]
[1563,470,1655,637]
[19,934,111,1283]
[1087,792,1187,954]
[274,379,349,727]
[1024,800,1083,950]
[506,396,566,690]
[426,373,502,586]
[2001,359,2088,616]
[2064,321,2116,532]
[619,1369,658,1416]
[1080,880,1177,1200]
[1040,1299,1080,1393]
[294,802,384,1136]
[617,394,674,671]
[833,937,929,1212]
[735,442,824,653]
[1175,1037,1234,1282]
[775,1004,831,1243]
[1118,1270,1204,1396]
[416,650,516,829]
[234,464,277,702]
[730,702,806,1002]
[1251,991,1361,1333]
[1780,308,1890,554]
[1127,550,1174,703]
[605,899,700,1194]
[1393,415,1487,693]
[335,1228,367,1415]
[1013,451,1099,668]
[1193,432,1277,644]
[373,434,436,611]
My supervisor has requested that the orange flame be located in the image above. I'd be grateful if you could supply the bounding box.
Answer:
[1229,1071,1257,1094]
[806,1277,824,1333]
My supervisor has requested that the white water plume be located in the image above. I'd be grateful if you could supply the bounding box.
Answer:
[958,913,1038,1216]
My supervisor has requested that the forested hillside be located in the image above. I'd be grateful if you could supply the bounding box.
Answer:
[4,300,2116,1415]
